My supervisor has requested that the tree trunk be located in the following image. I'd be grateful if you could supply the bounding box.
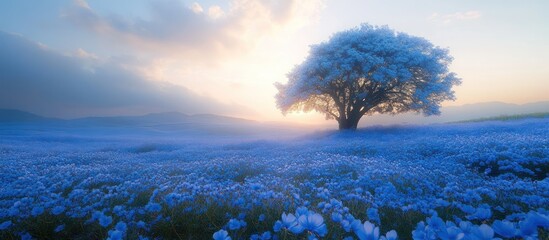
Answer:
[338,116,361,130]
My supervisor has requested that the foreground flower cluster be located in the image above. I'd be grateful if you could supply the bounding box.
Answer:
[0,118,548,239]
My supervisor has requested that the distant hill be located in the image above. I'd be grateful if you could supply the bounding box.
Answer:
[0,109,51,122]
[439,101,549,122]
[69,112,256,127]
[358,101,549,126]
[0,109,300,138]
[71,112,191,126]
[2,100,548,129]
[451,112,549,123]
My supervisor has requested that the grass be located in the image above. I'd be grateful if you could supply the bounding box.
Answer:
[451,112,549,123]
[1,214,107,240]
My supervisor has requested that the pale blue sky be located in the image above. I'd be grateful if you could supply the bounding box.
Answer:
[1,0,548,120]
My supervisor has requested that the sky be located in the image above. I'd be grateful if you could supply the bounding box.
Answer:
[0,0,548,123]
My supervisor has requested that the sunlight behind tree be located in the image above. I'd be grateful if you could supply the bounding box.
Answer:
[276,24,461,129]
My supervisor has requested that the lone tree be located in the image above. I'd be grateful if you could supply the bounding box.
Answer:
[275,24,461,130]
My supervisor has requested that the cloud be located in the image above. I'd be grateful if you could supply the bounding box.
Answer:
[430,11,481,24]
[208,5,225,19]
[191,2,204,13]
[61,0,324,59]
[0,31,251,118]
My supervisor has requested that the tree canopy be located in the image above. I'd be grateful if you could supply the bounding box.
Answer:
[275,24,461,130]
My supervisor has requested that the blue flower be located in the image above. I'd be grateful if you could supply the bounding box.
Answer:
[107,230,123,240]
[91,211,103,221]
[526,211,549,228]
[519,218,537,237]
[136,220,146,229]
[332,212,343,223]
[296,206,309,216]
[471,224,494,240]
[228,218,246,230]
[281,212,304,234]
[459,205,475,214]
[113,205,124,214]
[228,219,240,230]
[412,221,436,240]
[438,226,464,240]
[426,215,445,232]
[213,229,231,240]
[459,221,473,235]
[164,193,178,207]
[99,214,113,227]
[115,221,127,232]
[353,220,380,240]
[54,224,65,233]
[20,232,32,240]
[297,212,328,237]
[31,206,44,216]
[258,214,266,222]
[367,208,380,224]
[145,202,162,213]
[466,207,491,221]
[518,212,549,237]
[341,219,352,232]
[273,220,283,232]
[491,220,516,238]
[307,235,319,240]
[51,206,65,215]
[382,230,398,240]
[0,220,12,230]
[261,231,271,240]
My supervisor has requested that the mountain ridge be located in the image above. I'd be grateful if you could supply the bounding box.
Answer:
[1,100,548,126]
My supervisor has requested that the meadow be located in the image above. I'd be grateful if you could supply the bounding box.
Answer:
[0,118,548,239]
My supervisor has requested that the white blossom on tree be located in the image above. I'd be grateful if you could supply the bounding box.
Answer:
[276,24,461,130]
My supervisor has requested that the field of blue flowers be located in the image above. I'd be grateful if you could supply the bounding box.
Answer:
[0,118,548,239]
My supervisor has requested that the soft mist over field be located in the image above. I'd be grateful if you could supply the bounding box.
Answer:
[1,0,549,239]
